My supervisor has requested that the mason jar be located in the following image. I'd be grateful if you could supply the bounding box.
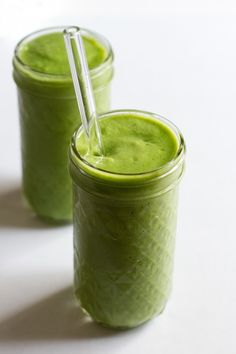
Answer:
[69,110,185,328]
[13,27,114,222]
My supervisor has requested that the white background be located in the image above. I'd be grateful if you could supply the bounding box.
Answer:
[0,1,236,353]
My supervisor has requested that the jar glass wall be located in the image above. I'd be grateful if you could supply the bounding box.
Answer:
[69,110,185,328]
[13,27,114,222]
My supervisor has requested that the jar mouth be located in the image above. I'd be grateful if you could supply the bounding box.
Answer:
[70,109,186,181]
[14,26,114,80]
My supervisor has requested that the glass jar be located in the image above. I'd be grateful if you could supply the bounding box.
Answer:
[69,110,186,328]
[13,27,114,222]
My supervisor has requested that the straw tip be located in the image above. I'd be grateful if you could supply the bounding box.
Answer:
[63,26,81,37]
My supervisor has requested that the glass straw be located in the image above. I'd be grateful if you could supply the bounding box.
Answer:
[63,26,103,155]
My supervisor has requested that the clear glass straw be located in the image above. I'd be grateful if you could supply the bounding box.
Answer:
[63,26,103,155]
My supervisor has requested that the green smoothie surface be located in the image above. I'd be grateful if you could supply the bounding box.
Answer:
[76,113,179,174]
[17,32,107,75]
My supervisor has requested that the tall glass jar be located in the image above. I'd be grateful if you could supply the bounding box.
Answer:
[69,110,185,328]
[13,27,114,222]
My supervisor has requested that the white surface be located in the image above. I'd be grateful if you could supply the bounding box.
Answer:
[0,2,236,353]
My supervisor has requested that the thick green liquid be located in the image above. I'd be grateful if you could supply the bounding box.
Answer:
[18,32,107,74]
[77,113,178,174]
[13,30,113,221]
[71,112,184,328]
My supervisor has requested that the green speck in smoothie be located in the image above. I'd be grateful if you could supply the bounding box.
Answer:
[18,32,107,74]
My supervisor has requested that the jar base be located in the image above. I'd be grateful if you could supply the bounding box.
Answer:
[75,297,166,330]
[22,192,72,225]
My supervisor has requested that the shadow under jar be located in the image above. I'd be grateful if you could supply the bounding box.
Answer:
[69,110,186,329]
[13,27,114,222]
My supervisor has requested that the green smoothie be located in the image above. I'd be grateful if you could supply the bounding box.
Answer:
[70,110,185,328]
[13,27,114,221]
[17,32,106,74]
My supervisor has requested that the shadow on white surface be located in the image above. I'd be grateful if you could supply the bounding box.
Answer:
[0,287,137,341]
[0,180,70,229]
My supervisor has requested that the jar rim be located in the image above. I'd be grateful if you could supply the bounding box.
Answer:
[13,26,114,80]
[70,109,186,182]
